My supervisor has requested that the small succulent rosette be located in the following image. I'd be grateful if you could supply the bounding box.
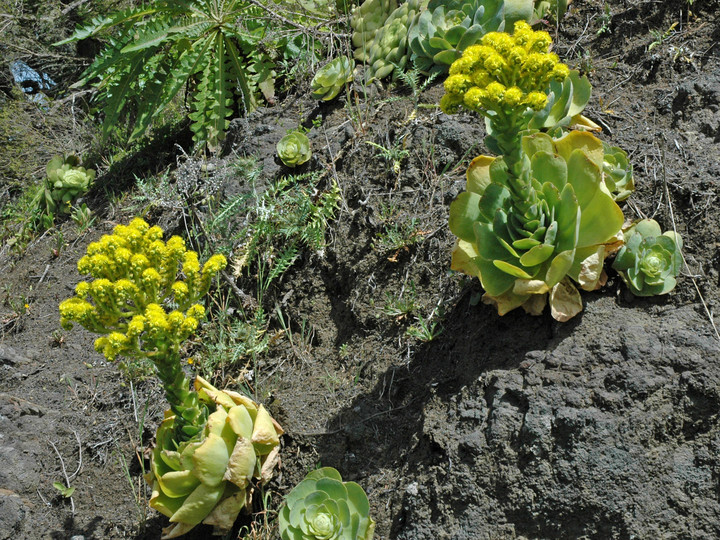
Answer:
[43,154,96,213]
[277,131,312,168]
[311,57,354,101]
[612,219,683,296]
[145,376,284,539]
[279,467,375,540]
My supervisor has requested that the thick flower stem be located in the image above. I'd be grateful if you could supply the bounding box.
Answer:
[154,352,207,441]
[490,115,539,218]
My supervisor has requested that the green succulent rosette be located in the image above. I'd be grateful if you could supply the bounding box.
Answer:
[602,141,635,201]
[612,219,682,296]
[279,467,375,540]
[351,0,399,62]
[277,132,312,168]
[311,57,354,101]
[450,130,624,320]
[408,0,505,75]
[40,154,96,215]
[147,376,283,539]
[365,0,429,81]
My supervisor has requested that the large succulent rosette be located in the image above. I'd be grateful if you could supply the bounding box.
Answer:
[450,130,624,320]
[146,376,283,539]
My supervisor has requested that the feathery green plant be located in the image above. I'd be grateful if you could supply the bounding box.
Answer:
[56,0,271,150]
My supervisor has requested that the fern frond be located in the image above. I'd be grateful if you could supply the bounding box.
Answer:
[265,245,299,287]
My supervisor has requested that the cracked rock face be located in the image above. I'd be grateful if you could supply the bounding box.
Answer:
[395,304,720,539]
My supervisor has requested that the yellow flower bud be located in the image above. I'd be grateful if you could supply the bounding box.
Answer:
[202,254,227,277]
[485,82,506,105]
[130,253,150,273]
[508,46,527,67]
[145,304,169,335]
[166,236,186,258]
[513,22,532,47]
[145,226,163,243]
[75,282,90,298]
[114,247,132,266]
[483,54,506,76]
[128,217,149,233]
[91,278,113,300]
[127,315,145,337]
[444,74,472,96]
[172,281,189,303]
[164,311,184,336]
[183,251,200,276]
[490,32,514,55]
[551,63,570,82]
[440,94,463,114]
[527,31,552,53]
[503,86,524,107]
[463,87,487,111]
[141,268,163,289]
[181,316,199,335]
[94,337,108,354]
[449,56,475,75]
[525,91,548,111]
[187,304,205,319]
[77,255,92,275]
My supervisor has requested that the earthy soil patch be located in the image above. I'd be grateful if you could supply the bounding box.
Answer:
[2,0,720,539]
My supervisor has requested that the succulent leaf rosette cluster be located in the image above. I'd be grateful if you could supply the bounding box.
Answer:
[612,219,683,296]
[408,0,505,75]
[443,23,628,320]
[277,131,312,168]
[363,0,429,81]
[38,154,96,216]
[59,219,283,537]
[350,0,399,63]
[602,141,635,201]
[148,376,283,539]
[311,57,354,101]
[279,467,375,540]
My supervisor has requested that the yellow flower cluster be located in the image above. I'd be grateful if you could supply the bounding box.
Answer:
[59,218,227,362]
[440,21,569,116]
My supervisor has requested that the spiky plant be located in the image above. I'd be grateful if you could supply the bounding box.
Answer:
[55,0,272,150]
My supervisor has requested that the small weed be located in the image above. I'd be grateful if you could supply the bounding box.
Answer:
[366,139,409,177]
[51,230,66,258]
[374,217,428,261]
[238,487,277,540]
[648,22,679,52]
[116,390,151,534]
[406,309,444,342]
[381,283,418,320]
[71,204,95,233]
[596,4,612,35]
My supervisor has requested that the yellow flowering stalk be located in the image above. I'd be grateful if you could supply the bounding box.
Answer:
[59,217,227,438]
[441,21,568,176]
[59,219,284,538]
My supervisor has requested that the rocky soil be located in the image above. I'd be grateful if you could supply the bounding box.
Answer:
[1,0,720,539]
